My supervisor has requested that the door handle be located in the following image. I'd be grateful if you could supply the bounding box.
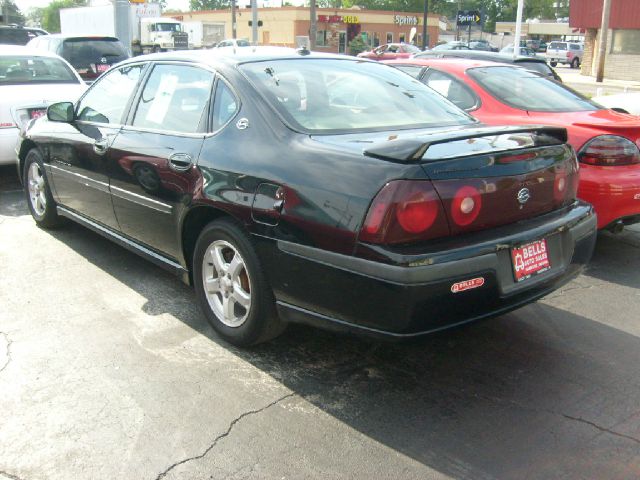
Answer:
[93,138,109,155]
[93,134,115,155]
[168,153,193,171]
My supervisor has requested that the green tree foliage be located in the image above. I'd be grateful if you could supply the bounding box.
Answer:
[1,0,25,25]
[34,0,86,33]
[348,34,367,55]
[189,0,231,10]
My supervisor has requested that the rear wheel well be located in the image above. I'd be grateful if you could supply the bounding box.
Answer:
[182,206,243,283]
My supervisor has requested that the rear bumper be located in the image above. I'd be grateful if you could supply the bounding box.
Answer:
[0,127,18,166]
[578,164,640,229]
[260,202,596,338]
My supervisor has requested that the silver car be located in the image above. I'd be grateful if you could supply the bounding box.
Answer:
[546,41,583,68]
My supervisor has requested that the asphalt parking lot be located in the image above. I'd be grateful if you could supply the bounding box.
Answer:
[1,163,640,480]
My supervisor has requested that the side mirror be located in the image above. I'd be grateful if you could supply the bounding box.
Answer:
[47,102,74,123]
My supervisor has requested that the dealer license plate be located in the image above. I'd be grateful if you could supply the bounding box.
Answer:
[511,239,551,282]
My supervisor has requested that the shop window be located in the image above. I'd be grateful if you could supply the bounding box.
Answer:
[373,32,380,48]
[386,32,393,43]
[316,30,328,47]
[611,29,640,54]
[399,33,406,43]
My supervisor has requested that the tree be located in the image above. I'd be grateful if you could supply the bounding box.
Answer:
[189,0,230,10]
[1,0,25,25]
[36,0,85,33]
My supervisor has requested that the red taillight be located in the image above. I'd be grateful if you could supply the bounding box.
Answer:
[360,180,448,245]
[578,135,640,166]
[396,190,439,233]
[450,185,482,226]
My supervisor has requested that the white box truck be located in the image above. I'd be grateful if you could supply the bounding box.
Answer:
[60,4,189,54]
[183,21,225,48]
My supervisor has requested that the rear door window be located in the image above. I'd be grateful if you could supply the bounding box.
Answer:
[422,69,478,111]
[132,64,214,134]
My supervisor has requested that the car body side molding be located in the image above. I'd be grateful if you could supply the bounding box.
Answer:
[56,206,189,282]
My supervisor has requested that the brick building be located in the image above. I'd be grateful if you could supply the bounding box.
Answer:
[570,0,640,81]
[170,7,440,54]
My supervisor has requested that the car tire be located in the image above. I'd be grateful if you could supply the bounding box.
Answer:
[23,148,63,229]
[193,218,285,346]
[571,58,580,69]
[550,61,557,67]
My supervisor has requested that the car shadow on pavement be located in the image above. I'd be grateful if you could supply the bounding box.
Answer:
[3,165,640,478]
[0,165,26,217]
[584,230,640,289]
[37,215,640,479]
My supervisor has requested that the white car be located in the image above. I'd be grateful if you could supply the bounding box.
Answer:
[0,45,86,166]
[215,38,251,48]
[592,92,640,116]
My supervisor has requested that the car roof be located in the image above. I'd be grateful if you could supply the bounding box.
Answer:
[36,34,120,41]
[117,46,364,68]
[417,50,548,64]
[0,44,63,57]
[387,57,515,73]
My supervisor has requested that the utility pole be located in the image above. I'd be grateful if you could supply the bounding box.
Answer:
[421,0,428,50]
[513,0,524,58]
[309,0,316,50]
[113,0,131,56]
[231,0,237,39]
[595,0,612,82]
[251,0,257,44]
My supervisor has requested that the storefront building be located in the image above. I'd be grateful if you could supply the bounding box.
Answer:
[170,7,439,53]
[570,0,640,80]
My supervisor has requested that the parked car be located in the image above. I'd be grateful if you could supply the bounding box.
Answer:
[356,43,421,60]
[499,45,538,57]
[414,49,561,81]
[0,25,48,45]
[26,35,130,83]
[386,57,640,231]
[17,48,596,346]
[468,39,497,52]
[546,41,583,68]
[431,41,469,51]
[215,38,251,48]
[592,92,640,115]
[0,45,86,166]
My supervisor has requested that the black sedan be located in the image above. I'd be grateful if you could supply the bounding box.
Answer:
[17,47,597,346]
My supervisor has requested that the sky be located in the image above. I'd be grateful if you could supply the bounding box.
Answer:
[16,0,192,13]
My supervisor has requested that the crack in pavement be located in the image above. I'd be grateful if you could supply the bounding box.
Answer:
[562,414,640,445]
[0,470,25,480]
[154,393,295,480]
[0,332,12,374]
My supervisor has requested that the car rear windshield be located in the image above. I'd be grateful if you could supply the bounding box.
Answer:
[549,42,567,50]
[240,59,474,133]
[467,66,601,112]
[0,55,79,85]
[62,38,128,69]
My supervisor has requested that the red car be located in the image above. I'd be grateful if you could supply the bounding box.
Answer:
[357,43,421,61]
[386,58,640,231]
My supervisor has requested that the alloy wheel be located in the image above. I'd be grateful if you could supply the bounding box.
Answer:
[27,162,47,217]
[201,239,252,327]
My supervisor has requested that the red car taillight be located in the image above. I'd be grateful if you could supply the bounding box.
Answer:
[360,180,449,245]
[578,135,640,166]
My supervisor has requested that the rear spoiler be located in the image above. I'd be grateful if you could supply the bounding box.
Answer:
[363,125,568,163]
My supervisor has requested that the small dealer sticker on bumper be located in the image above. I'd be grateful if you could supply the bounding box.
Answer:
[511,239,551,282]
[451,277,485,293]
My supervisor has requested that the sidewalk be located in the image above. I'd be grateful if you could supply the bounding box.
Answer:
[556,65,640,96]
